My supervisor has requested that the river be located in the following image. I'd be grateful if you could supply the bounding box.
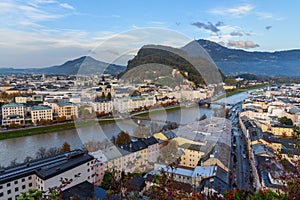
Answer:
[0,91,251,167]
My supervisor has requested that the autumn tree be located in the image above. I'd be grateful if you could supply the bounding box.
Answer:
[115,131,131,145]
[60,142,71,153]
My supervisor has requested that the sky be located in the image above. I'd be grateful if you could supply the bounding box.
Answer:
[1,0,300,68]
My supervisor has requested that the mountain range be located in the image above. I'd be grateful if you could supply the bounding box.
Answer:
[197,39,300,76]
[1,39,300,77]
[0,56,126,76]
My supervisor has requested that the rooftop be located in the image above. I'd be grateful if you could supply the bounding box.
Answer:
[57,102,75,107]
[2,103,24,108]
[0,150,93,184]
[31,105,52,111]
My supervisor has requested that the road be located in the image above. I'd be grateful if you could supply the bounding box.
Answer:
[229,103,254,192]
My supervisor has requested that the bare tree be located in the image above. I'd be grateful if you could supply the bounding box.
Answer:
[47,147,61,157]
[24,156,33,163]
[36,147,47,159]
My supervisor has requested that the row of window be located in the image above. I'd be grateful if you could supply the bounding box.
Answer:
[0,183,32,197]
[0,176,32,190]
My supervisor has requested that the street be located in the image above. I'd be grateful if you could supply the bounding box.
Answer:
[229,103,254,192]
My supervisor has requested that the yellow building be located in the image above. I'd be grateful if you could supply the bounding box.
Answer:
[251,139,282,152]
[31,105,53,123]
[55,102,78,120]
[15,96,29,103]
[271,125,294,137]
[179,143,205,168]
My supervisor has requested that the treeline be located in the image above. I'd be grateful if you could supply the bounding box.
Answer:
[0,142,71,168]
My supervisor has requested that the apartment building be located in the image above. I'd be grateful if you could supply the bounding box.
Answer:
[31,105,53,123]
[1,103,25,126]
[54,102,78,120]
[0,150,94,200]
[270,124,294,137]
[91,100,113,114]
[113,96,156,113]
[179,143,205,168]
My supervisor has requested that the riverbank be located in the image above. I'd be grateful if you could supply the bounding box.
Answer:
[216,84,265,101]
[0,105,182,140]
[0,118,119,140]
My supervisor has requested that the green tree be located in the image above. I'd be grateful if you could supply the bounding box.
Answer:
[224,77,237,86]
[278,116,293,125]
[101,92,106,99]
[16,189,43,200]
[106,92,112,101]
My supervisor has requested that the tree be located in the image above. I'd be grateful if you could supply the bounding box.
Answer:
[101,92,106,100]
[10,158,19,167]
[279,116,293,126]
[47,147,60,157]
[36,147,47,159]
[115,131,131,145]
[60,142,71,153]
[24,156,33,163]
[16,189,43,200]
[106,92,112,101]
[56,116,66,123]
[224,77,237,86]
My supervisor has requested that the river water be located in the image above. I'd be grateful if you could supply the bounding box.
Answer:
[0,91,250,167]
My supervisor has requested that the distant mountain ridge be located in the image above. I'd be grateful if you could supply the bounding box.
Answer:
[1,40,300,77]
[197,39,300,76]
[0,56,126,76]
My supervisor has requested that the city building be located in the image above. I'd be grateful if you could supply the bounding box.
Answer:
[54,102,78,120]
[91,100,113,114]
[1,103,25,126]
[31,105,53,124]
[113,96,156,113]
[0,150,94,200]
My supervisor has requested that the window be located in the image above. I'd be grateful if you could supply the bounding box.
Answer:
[22,185,26,190]
[22,178,25,182]
[15,187,19,192]
[7,183,10,187]
[8,198,12,200]
[7,189,11,194]
[29,183,32,187]
[14,180,18,184]
[0,185,2,189]
[0,192,3,197]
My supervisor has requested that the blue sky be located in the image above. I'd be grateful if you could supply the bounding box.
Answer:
[1,0,299,68]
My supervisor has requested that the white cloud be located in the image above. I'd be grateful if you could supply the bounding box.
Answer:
[60,3,75,10]
[0,0,74,28]
[256,12,285,21]
[210,4,254,17]
[227,40,259,49]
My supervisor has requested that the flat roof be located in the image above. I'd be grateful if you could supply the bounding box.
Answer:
[31,105,52,111]
[0,150,93,184]
[2,103,24,108]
